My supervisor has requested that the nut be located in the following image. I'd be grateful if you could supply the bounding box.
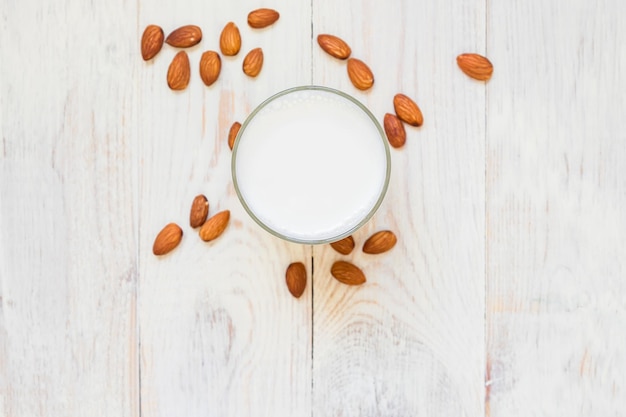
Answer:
[330,235,355,255]
[363,230,397,254]
[242,48,264,77]
[153,223,183,256]
[199,210,230,242]
[141,25,164,61]
[248,8,280,28]
[456,53,493,81]
[393,94,423,127]
[347,58,374,90]
[220,22,242,56]
[317,34,351,60]
[165,25,202,48]
[286,262,307,298]
[167,51,190,91]
[199,50,221,87]
[189,194,209,228]
[228,121,241,150]
[384,113,406,148]
[331,261,366,286]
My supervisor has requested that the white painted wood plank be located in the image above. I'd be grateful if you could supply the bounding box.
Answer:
[0,1,139,416]
[137,1,312,416]
[486,0,626,415]
[312,1,486,416]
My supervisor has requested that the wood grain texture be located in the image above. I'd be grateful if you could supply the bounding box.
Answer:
[312,0,486,415]
[136,1,312,416]
[0,1,139,416]
[486,0,626,415]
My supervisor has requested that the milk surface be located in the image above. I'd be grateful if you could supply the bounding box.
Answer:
[233,88,388,242]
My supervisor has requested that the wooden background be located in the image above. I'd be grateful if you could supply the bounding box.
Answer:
[1,0,625,415]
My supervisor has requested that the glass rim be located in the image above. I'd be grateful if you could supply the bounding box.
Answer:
[231,85,391,245]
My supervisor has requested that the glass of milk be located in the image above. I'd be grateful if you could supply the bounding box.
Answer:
[232,86,390,244]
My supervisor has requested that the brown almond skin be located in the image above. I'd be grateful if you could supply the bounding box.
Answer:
[228,121,241,150]
[199,210,230,242]
[331,261,366,286]
[199,50,221,86]
[317,34,351,59]
[286,262,307,298]
[189,194,209,228]
[220,22,242,56]
[166,25,202,48]
[330,235,355,255]
[242,48,264,77]
[153,223,183,256]
[456,53,493,81]
[393,94,423,127]
[363,230,397,254]
[248,8,280,28]
[347,58,374,90]
[167,51,190,91]
[141,25,164,61]
[384,113,406,148]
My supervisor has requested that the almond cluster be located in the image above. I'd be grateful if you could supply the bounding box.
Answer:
[317,34,374,91]
[317,34,493,149]
[152,194,231,256]
[140,8,280,91]
[284,230,397,298]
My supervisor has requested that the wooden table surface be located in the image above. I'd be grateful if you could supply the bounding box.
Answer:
[1,0,625,415]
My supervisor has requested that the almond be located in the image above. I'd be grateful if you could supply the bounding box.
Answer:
[456,53,493,81]
[347,58,374,90]
[220,22,242,56]
[330,235,355,255]
[286,262,307,298]
[393,94,423,127]
[242,48,263,77]
[331,261,366,286]
[199,50,221,86]
[167,51,190,91]
[199,210,230,242]
[153,223,183,256]
[317,34,351,60]
[189,194,209,228]
[248,8,280,28]
[228,121,241,150]
[141,25,164,61]
[384,113,406,148]
[363,230,397,254]
[166,25,202,48]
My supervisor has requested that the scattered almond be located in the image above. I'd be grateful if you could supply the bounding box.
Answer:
[330,235,355,255]
[141,25,164,61]
[248,8,280,28]
[384,113,406,148]
[228,121,241,150]
[317,34,351,60]
[166,25,202,48]
[189,194,209,228]
[456,53,493,81]
[393,94,423,127]
[220,22,242,56]
[347,58,374,90]
[199,50,221,87]
[153,223,183,256]
[286,262,307,298]
[199,210,230,242]
[167,51,190,91]
[331,261,366,286]
[242,48,264,77]
[363,230,397,254]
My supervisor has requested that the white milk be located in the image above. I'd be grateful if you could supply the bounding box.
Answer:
[232,87,390,243]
